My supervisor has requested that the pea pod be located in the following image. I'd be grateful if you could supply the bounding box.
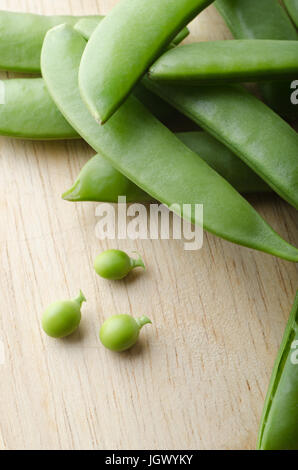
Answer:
[78,0,214,123]
[73,19,188,125]
[0,10,102,73]
[0,75,272,195]
[149,40,298,84]
[257,291,298,450]
[284,0,298,28]
[74,18,189,46]
[0,78,78,140]
[41,25,298,262]
[144,79,298,210]
[0,76,181,139]
[62,153,152,203]
[63,132,271,202]
[215,0,298,121]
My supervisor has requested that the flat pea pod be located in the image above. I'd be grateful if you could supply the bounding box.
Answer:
[144,79,298,210]
[42,290,86,338]
[62,154,152,203]
[94,250,145,280]
[284,0,298,28]
[0,76,179,139]
[257,291,298,450]
[0,10,102,73]
[74,18,189,46]
[100,315,151,352]
[0,78,78,140]
[149,40,298,84]
[41,25,298,262]
[74,20,190,126]
[78,0,213,123]
[63,132,271,202]
[214,0,298,121]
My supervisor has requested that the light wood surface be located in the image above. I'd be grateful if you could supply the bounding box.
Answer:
[0,0,297,450]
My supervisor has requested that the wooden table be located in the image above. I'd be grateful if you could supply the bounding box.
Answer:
[0,0,297,450]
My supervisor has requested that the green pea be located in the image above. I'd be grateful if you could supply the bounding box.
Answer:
[99,315,152,352]
[94,250,145,280]
[41,290,86,338]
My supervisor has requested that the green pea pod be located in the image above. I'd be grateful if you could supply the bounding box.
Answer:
[62,154,152,203]
[63,132,271,202]
[0,78,78,140]
[257,291,298,450]
[143,79,298,210]
[74,18,189,125]
[78,0,213,123]
[149,40,298,84]
[214,0,298,121]
[74,18,189,45]
[0,10,103,73]
[41,25,298,262]
[284,0,298,28]
[0,76,183,139]
[78,23,298,207]
[0,62,267,189]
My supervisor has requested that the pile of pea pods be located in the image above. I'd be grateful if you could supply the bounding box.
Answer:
[0,0,297,450]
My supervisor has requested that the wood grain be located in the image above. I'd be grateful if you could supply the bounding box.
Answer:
[0,0,297,450]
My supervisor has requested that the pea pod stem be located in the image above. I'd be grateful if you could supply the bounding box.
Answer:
[130,253,146,271]
[135,316,152,329]
[74,290,87,308]
[257,291,298,450]
[41,25,298,262]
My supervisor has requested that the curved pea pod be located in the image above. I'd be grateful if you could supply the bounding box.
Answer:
[63,132,270,202]
[149,40,298,84]
[74,18,189,126]
[284,0,298,28]
[78,0,213,123]
[41,25,298,262]
[62,154,152,203]
[0,10,102,73]
[257,291,298,450]
[144,79,298,210]
[74,18,189,45]
[214,0,298,121]
[0,78,78,140]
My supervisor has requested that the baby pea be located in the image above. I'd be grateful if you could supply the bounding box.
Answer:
[42,290,86,338]
[99,314,152,352]
[94,250,145,280]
